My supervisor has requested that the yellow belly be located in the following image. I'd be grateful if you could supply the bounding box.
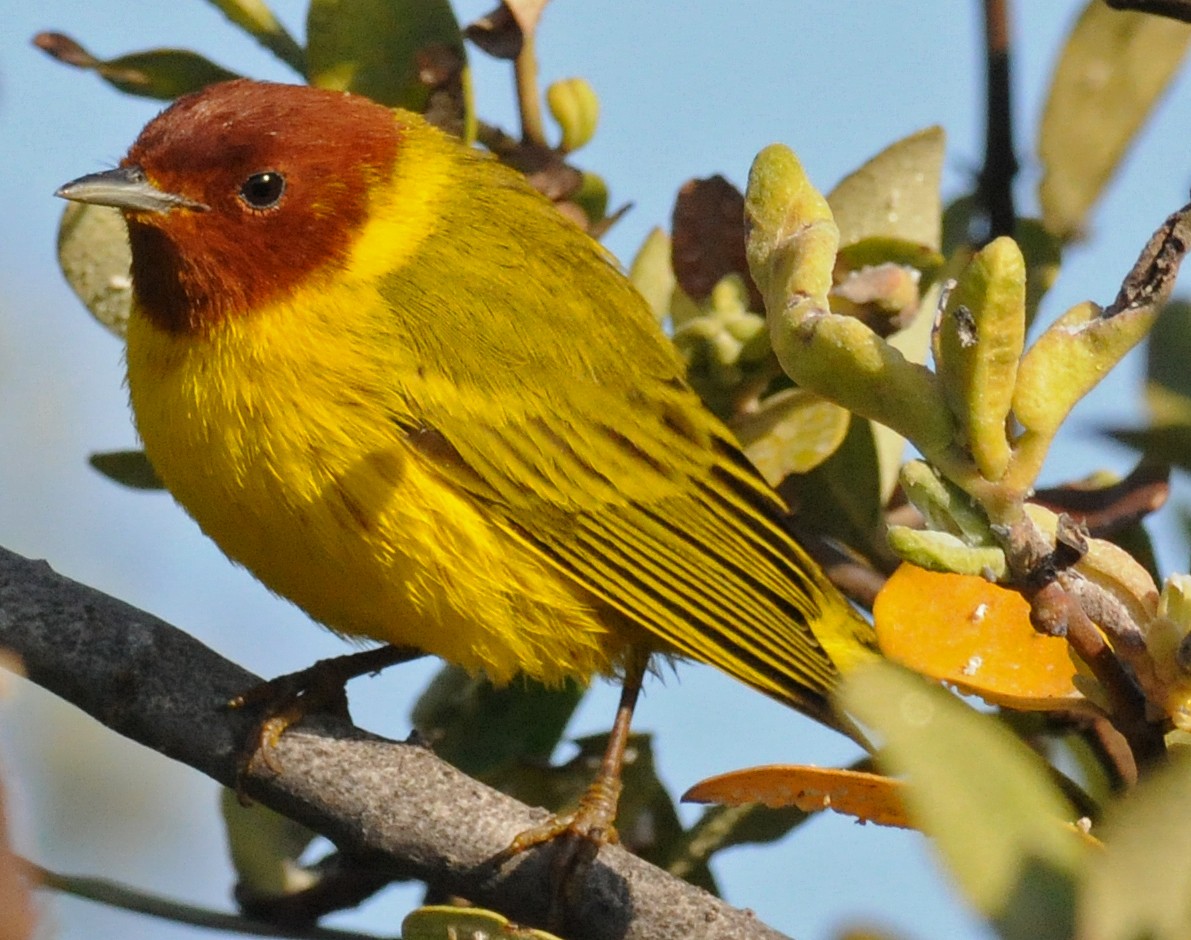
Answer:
[124,294,627,687]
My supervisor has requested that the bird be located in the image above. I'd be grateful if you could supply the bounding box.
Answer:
[56,78,877,856]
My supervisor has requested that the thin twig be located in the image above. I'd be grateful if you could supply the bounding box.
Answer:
[515,31,547,146]
[30,861,379,940]
[977,0,1018,240]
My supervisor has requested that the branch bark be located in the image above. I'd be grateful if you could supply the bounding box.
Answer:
[0,545,789,940]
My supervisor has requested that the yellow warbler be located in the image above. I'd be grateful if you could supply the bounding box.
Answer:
[57,79,876,847]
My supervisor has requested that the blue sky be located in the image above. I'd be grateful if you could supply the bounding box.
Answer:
[2,2,1190,938]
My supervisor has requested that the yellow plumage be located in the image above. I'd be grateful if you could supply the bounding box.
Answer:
[69,80,875,740]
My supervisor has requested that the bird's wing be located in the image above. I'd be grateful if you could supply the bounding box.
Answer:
[372,197,874,721]
[397,365,866,721]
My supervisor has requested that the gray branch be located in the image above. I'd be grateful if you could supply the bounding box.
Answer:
[0,545,790,940]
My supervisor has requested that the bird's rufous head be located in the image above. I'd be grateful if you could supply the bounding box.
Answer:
[57,79,400,334]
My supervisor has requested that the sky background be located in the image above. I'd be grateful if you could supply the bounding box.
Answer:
[1,2,1190,939]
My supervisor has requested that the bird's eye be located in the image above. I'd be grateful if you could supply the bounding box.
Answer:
[239,171,286,210]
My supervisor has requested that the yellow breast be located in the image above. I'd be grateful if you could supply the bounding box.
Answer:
[124,277,627,687]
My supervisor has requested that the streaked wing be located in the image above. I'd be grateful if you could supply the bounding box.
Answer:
[403,377,857,722]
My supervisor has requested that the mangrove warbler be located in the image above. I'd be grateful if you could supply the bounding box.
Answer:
[57,80,876,847]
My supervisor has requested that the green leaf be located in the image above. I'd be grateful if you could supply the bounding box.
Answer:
[663,803,811,887]
[220,789,318,901]
[935,237,1026,482]
[1014,218,1062,331]
[34,33,239,100]
[57,203,132,338]
[89,451,163,490]
[202,0,306,75]
[1079,750,1191,940]
[1120,299,1191,455]
[409,666,582,777]
[872,277,943,502]
[779,415,882,556]
[1145,300,1191,416]
[628,227,676,324]
[571,171,609,226]
[731,388,852,484]
[403,906,564,940]
[1108,425,1191,471]
[840,663,1086,936]
[1039,2,1191,240]
[835,236,944,283]
[941,198,1060,333]
[827,126,945,253]
[306,0,472,137]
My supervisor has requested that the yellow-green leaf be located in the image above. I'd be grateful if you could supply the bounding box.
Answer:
[403,906,563,940]
[732,389,851,483]
[1013,299,1158,438]
[1038,2,1191,240]
[203,0,305,74]
[935,237,1026,481]
[841,662,1086,933]
[745,143,956,459]
[57,202,132,338]
[1079,750,1191,940]
[221,789,318,900]
[546,77,599,153]
[628,227,676,324]
[828,126,945,253]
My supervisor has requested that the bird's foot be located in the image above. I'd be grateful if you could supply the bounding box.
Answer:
[228,645,419,788]
[491,772,623,924]
[503,772,623,855]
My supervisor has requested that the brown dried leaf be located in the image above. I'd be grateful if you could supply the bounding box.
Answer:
[465,1,550,59]
[684,765,911,829]
[671,176,762,311]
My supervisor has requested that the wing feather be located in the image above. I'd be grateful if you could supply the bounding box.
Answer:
[374,165,875,720]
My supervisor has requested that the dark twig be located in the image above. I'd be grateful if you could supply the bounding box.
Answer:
[31,862,379,940]
[1032,462,1169,537]
[0,545,789,940]
[1001,515,1165,771]
[1025,580,1163,770]
[977,0,1018,240]
[1105,201,1191,316]
[1106,0,1191,23]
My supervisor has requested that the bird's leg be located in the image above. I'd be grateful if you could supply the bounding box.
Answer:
[229,645,422,778]
[494,652,648,883]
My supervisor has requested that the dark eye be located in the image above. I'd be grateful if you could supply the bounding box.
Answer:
[239,171,286,210]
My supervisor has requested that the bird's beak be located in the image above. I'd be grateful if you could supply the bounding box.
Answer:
[55,166,208,214]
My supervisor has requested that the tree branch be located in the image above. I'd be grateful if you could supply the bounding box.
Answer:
[0,545,789,940]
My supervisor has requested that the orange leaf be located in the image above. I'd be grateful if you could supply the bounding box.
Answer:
[874,564,1092,710]
[683,765,911,829]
